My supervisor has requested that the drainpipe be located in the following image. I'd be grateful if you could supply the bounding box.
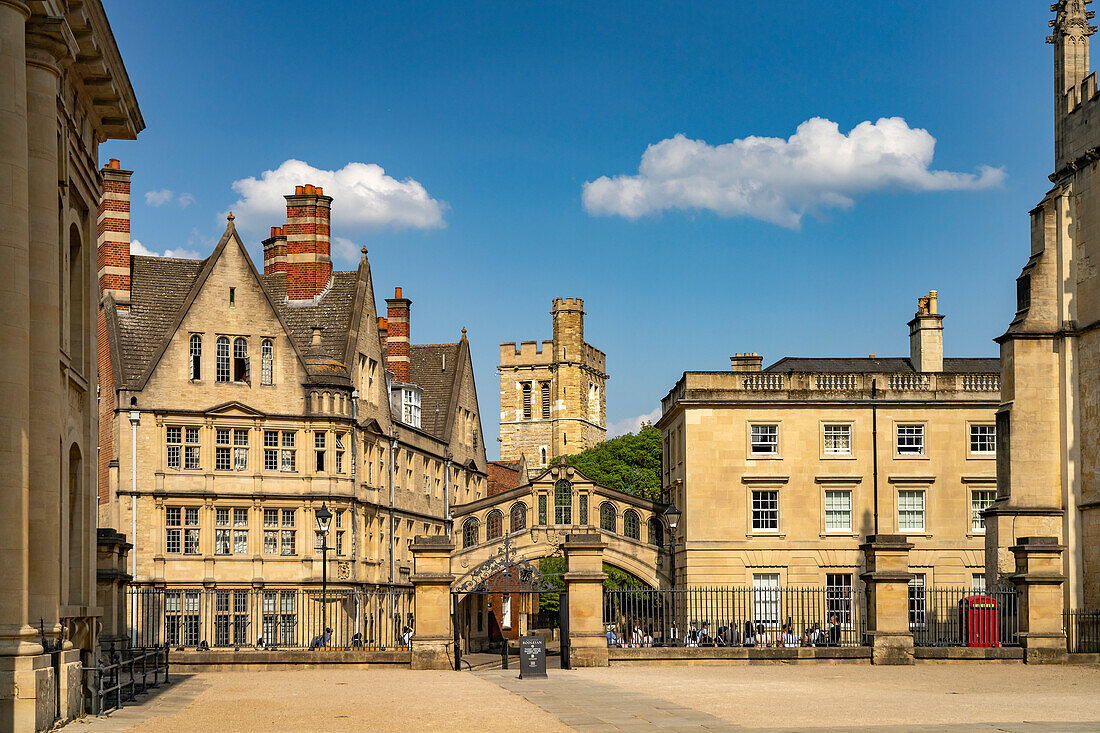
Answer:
[443,457,452,538]
[128,405,140,647]
[351,390,359,637]
[871,379,879,536]
[389,433,397,588]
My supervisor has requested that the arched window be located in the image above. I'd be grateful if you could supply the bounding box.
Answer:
[68,226,84,370]
[600,502,616,533]
[233,337,249,382]
[648,517,663,547]
[216,337,230,382]
[486,510,503,540]
[189,335,202,380]
[540,382,551,418]
[522,383,532,419]
[624,510,640,541]
[540,447,547,466]
[462,518,479,548]
[510,503,527,533]
[67,444,83,600]
[261,339,273,385]
[554,479,572,525]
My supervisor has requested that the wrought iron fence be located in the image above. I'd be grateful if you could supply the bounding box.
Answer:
[127,586,414,651]
[603,586,867,648]
[910,587,1019,647]
[83,644,169,715]
[1065,609,1100,653]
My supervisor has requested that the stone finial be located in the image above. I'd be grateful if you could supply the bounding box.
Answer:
[461,327,467,340]
[226,211,235,222]
[1049,0,1096,43]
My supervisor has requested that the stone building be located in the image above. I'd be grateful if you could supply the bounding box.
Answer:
[987,0,1100,611]
[0,0,143,729]
[97,181,488,628]
[658,292,1000,597]
[499,297,608,473]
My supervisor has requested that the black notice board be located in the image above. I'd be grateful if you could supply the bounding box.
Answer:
[519,636,546,678]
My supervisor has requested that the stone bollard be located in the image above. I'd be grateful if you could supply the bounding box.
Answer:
[1010,537,1067,664]
[859,534,915,665]
[563,534,608,668]
[409,536,455,670]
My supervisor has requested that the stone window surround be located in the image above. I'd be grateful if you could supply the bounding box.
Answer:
[966,421,997,458]
[894,421,928,459]
[820,420,855,459]
[748,421,782,459]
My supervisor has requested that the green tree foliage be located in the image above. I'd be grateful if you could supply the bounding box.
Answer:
[563,424,662,502]
[536,558,649,619]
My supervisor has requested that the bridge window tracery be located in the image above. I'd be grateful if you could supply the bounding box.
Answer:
[554,480,572,525]
[510,503,527,533]
[486,510,503,541]
[648,517,663,547]
[599,502,616,533]
[624,510,640,540]
[462,518,479,548]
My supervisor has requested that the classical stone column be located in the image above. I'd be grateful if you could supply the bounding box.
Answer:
[860,534,915,665]
[409,535,454,670]
[0,0,35,660]
[1010,537,1068,664]
[563,533,607,667]
[25,17,69,650]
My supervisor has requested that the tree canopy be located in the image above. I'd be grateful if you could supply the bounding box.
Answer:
[563,424,662,502]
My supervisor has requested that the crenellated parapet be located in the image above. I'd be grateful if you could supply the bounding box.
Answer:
[499,340,554,367]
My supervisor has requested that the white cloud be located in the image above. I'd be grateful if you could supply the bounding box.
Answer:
[145,189,174,207]
[130,238,202,260]
[227,159,446,238]
[145,189,194,208]
[582,117,1005,228]
[607,407,662,438]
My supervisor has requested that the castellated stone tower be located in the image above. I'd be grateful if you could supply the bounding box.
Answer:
[499,297,608,472]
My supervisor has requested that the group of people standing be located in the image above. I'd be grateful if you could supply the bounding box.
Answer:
[606,615,844,648]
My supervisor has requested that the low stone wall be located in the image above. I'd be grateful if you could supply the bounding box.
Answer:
[914,647,1023,662]
[608,647,871,665]
[170,649,410,672]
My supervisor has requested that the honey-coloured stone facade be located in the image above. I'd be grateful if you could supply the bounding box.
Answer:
[499,298,608,473]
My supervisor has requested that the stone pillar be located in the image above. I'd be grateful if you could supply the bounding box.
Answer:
[860,534,914,665]
[1010,537,1067,664]
[25,17,68,652]
[563,533,607,667]
[409,535,454,670]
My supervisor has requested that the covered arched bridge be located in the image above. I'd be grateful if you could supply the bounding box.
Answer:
[450,460,670,590]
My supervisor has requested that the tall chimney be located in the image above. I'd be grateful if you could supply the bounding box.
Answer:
[385,287,411,383]
[909,290,944,372]
[97,159,132,309]
[283,184,333,300]
[730,353,763,372]
[262,225,288,274]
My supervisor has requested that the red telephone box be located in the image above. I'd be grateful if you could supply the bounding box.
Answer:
[959,595,999,647]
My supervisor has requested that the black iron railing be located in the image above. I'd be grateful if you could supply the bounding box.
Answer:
[127,586,414,651]
[603,586,867,648]
[1065,609,1100,653]
[84,644,170,715]
[910,587,1019,647]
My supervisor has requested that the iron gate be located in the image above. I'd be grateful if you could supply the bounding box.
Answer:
[452,536,568,670]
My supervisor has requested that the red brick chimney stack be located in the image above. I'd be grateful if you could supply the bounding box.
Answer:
[283,183,333,300]
[385,287,411,383]
[262,225,288,274]
[97,158,132,309]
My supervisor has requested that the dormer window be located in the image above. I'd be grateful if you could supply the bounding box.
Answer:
[402,387,421,428]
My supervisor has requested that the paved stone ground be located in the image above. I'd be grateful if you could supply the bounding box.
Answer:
[60,664,1100,732]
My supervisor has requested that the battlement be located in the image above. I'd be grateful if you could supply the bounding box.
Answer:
[500,340,555,366]
[582,342,606,373]
[552,297,584,312]
[1059,73,1100,168]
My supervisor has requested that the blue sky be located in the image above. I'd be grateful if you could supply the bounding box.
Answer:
[102,1,1052,458]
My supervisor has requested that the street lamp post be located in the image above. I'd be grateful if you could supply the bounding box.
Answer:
[662,500,682,646]
[315,503,333,642]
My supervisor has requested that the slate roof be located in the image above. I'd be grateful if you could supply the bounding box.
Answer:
[407,342,462,439]
[764,357,1000,374]
[115,255,205,385]
[260,271,359,381]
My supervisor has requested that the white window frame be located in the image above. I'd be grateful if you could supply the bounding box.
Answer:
[402,388,421,428]
[823,423,852,456]
[824,489,852,532]
[971,488,996,532]
[261,339,274,386]
[908,573,926,629]
[898,489,926,532]
[750,424,779,456]
[751,489,779,533]
[969,424,996,455]
[896,424,925,456]
[752,573,781,626]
